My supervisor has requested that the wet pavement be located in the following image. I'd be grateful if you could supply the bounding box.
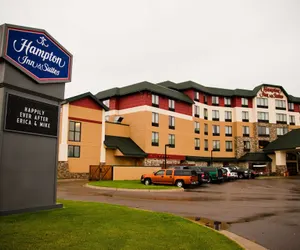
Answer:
[57,178,300,250]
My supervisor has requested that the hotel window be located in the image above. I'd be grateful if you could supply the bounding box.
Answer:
[194,105,200,118]
[244,141,250,152]
[69,121,81,142]
[194,91,199,101]
[169,116,175,129]
[290,115,295,125]
[152,94,159,107]
[152,112,159,127]
[258,126,269,136]
[168,134,175,148]
[68,145,80,158]
[204,95,208,104]
[204,108,208,120]
[257,98,268,108]
[102,99,110,108]
[194,121,200,134]
[277,127,288,136]
[169,99,175,111]
[224,97,231,107]
[212,96,219,105]
[242,111,249,122]
[225,141,233,152]
[204,139,209,151]
[152,132,159,146]
[225,126,232,136]
[204,123,208,135]
[241,98,248,107]
[212,125,220,136]
[225,111,232,122]
[288,103,294,111]
[212,110,219,121]
[243,126,250,137]
[257,112,269,122]
[276,113,287,124]
[213,140,220,151]
[259,140,269,149]
[195,138,200,150]
[275,100,286,110]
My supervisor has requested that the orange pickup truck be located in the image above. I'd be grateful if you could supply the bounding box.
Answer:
[141,169,198,188]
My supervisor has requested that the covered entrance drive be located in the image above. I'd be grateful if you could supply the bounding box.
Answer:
[264,129,300,175]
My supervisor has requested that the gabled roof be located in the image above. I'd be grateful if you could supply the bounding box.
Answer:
[239,152,272,162]
[96,81,194,104]
[264,129,300,152]
[158,81,300,101]
[104,135,147,158]
[63,92,109,111]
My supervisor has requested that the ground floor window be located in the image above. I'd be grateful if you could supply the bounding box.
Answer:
[68,145,80,158]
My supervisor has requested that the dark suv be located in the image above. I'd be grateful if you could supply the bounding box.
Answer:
[172,166,209,185]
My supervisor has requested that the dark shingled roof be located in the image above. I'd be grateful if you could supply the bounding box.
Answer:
[96,81,194,104]
[264,129,300,152]
[239,152,272,162]
[104,135,147,158]
[186,156,237,162]
[158,81,300,102]
[63,92,109,111]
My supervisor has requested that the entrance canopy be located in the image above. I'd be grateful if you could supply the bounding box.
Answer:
[264,129,300,153]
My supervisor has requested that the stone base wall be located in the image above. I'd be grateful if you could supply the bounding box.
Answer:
[143,158,181,167]
[276,165,287,175]
[57,162,89,179]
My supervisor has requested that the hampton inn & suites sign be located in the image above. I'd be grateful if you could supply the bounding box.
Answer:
[2,24,72,83]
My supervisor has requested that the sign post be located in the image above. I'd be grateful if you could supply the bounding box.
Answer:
[0,24,73,215]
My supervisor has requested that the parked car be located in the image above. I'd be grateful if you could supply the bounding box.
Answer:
[228,166,256,179]
[172,166,210,185]
[141,169,198,188]
[222,167,238,180]
[199,167,223,183]
[220,168,229,182]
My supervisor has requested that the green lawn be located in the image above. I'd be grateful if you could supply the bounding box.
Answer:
[89,180,180,189]
[0,200,242,250]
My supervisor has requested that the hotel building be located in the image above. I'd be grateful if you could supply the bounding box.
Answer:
[58,81,300,178]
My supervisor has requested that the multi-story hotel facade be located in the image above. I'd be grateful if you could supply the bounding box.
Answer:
[58,81,300,178]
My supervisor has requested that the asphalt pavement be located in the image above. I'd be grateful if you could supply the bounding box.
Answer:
[57,177,300,250]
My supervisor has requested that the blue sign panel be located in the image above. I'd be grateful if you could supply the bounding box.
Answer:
[4,28,71,83]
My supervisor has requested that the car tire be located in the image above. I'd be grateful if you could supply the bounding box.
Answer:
[175,180,184,188]
[238,174,243,179]
[207,177,212,183]
[144,178,151,185]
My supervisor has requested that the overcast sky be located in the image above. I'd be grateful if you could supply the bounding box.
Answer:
[1,0,300,98]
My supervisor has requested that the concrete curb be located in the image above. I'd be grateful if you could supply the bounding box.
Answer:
[220,230,267,250]
[187,219,266,250]
[84,184,184,192]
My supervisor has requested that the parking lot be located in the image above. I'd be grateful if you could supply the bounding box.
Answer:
[58,177,300,250]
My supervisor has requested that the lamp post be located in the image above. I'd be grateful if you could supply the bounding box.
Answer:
[165,144,171,169]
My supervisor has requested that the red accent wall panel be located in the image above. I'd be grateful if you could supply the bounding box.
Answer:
[147,153,185,160]
[183,89,194,100]
[159,96,169,110]
[207,95,212,105]
[118,92,151,109]
[70,97,102,110]
[294,104,300,112]
[248,98,253,108]
[176,101,193,116]
[233,97,241,107]
[219,97,224,107]
[110,97,118,110]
